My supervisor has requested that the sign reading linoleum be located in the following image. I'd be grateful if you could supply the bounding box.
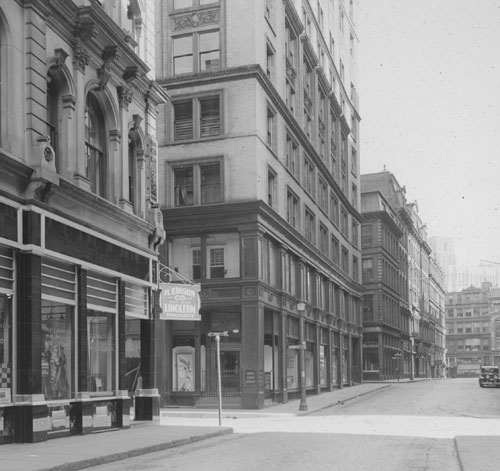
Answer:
[159,283,201,321]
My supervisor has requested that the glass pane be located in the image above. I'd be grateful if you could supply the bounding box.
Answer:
[200,97,220,137]
[88,312,115,392]
[200,31,219,52]
[124,319,140,393]
[200,163,221,203]
[174,101,193,140]
[174,56,193,75]
[174,167,194,206]
[200,51,220,72]
[41,300,74,400]
[174,36,193,56]
[174,0,192,8]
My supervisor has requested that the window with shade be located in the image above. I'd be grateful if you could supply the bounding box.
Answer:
[173,95,221,141]
[173,161,222,206]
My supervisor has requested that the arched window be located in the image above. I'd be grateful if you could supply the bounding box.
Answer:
[85,92,106,197]
[46,72,59,168]
[128,130,138,213]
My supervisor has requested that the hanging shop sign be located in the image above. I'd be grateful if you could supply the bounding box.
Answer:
[159,283,201,321]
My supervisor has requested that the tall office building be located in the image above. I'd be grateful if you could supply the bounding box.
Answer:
[0,0,165,444]
[155,0,362,408]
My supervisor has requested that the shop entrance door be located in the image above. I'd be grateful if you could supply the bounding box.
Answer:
[205,349,241,397]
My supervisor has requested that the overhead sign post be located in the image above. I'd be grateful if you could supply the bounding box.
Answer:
[159,283,201,321]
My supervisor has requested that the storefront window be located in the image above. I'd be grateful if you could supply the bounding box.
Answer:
[88,312,115,392]
[41,300,74,400]
[172,335,195,392]
[0,294,11,392]
[331,349,338,386]
[305,346,314,387]
[342,349,348,383]
[363,351,379,371]
[286,349,298,389]
[125,319,141,392]
[319,345,327,386]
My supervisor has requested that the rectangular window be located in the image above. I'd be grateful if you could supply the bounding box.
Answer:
[173,30,220,75]
[330,192,339,226]
[286,134,299,176]
[266,41,275,81]
[192,249,201,279]
[199,30,220,71]
[305,207,316,244]
[173,95,221,141]
[173,161,222,206]
[352,256,359,282]
[331,236,339,265]
[303,157,315,196]
[351,220,359,247]
[205,233,240,279]
[318,179,328,213]
[209,248,225,278]
[174,167,194,206]
[319,223,328,255]
[362,225,373,247]
[268,167,277,208]
[362,258,373,283]
[173,35,194,75]
[287,189,299,229]
[341,208,348,237]
[341,246,349,273]
[173,100,194,140]
[200,163,221,204]
[267,107,276,150]
[200,97,220,137]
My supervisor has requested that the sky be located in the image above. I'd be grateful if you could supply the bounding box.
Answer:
[358,0,500,266]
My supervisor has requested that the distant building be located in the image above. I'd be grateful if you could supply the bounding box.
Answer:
[361,171,446,380]
[446,283,500,372]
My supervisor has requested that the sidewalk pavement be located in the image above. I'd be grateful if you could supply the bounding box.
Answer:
[1,379,498,471]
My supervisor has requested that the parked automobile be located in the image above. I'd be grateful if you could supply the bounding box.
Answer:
[479,366,500,388]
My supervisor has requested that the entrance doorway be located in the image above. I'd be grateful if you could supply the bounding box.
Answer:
[205,349,241,397]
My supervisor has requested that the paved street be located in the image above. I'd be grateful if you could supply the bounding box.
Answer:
[86,379,500,471]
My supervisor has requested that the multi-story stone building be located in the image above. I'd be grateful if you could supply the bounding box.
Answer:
[446,283,500,372]
[0,0,165,443]
[155,0,363,409]
[361,171,445,380]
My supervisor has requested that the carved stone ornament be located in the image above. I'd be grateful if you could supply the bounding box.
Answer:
[73,41,90,72]
[117,86,133,110]
[98,66,111,90]
[54,48,69,69]
[173,10,219,30]
[102,45,120,64]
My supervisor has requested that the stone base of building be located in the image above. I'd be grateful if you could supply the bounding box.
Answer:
[0,392,134,444]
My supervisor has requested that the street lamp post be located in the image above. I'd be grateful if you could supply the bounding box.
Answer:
[296,302,308,412]
[207,330,239,426]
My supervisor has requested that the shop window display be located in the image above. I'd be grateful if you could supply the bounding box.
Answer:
[41,301,73,400]
[125,319,141,392]
[87,312,115,393]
